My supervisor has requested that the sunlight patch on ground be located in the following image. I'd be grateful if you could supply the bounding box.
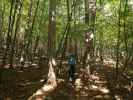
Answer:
[24,62,31,68]
[57,79,65,84]
[91,74,100,80]
[40,79,45,82]
[75,78,83,91]
[93,95,112,100]
[94,95,103,99]
[95,80,107,84]
[31,63,39,68]
[81,91,88,96]
[75,78,82,86]
[115,95,122,100]
[84,86,89,90]
[90,85,110,94]
[90,85,98,90]
[99,87,110,94]
[103,58,116,67]
[35,90,44,96]
[29,84,56,100]
[42,84,56,92]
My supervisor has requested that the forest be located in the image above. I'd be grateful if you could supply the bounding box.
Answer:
[0,0,133,100]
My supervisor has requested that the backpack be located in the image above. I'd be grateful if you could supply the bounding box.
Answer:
[68,56,76,65]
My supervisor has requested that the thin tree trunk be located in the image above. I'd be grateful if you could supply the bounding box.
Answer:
[99,32,103,62]
[122,0,128,73]
[33,36,40,56]
[2,0,14,67]
[9,0,23,68]
[24,0,33,62]
[29,0,40,63]
[0,3,5,49]
[116,0,122,79]
[84,0,89,24]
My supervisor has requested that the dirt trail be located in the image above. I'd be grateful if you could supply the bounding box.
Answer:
[1,62,133,100]
[43,63,133,100]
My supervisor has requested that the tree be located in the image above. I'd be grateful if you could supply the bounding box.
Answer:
[9,0,23,68]
[47,0,57,86]
[83,0,96,74]
[2,0,14,67]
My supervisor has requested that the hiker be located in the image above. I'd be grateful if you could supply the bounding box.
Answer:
[68,54,76,82]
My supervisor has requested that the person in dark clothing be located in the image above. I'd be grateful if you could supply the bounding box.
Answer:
[68,54,76,82]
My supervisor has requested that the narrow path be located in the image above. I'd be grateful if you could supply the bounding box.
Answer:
[44,63,132,100]
[44,64,111,100]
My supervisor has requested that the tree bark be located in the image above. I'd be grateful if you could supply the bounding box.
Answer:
[122,0,128,73]
[9,0,23,68]
[47,0,57,86]
[82,0,96,76]
[24,0,33,62]
[116,0,122,79]
[0,3,5,49]
[2,0,14,67]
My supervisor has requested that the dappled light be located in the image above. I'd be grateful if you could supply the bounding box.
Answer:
[90,85,98,90]
[99,87,110,94]
[75,78,83,91]
[0,0,133,99]
[115,95,122,100]
[103,58,116,67]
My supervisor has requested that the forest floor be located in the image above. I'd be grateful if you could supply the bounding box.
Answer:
[0,58,133,100]
[39,61,133,100]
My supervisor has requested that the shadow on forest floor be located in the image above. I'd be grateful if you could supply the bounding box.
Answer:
[44,63,133,100]
[0,59,133,100]
[0,64,48,100]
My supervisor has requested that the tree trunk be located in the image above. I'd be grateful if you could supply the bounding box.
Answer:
[2,0,14,67]
[99,32,103,62]
[0,3,5,49]
[29,0,40,63]
[116,0,122,79]
[9,0,23,68]
[24,0,33,63]
[47,0,57,86]
[84,0,89,24]
[122,0,128,73]
[83,0,96,72]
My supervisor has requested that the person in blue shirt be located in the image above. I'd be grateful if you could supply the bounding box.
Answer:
[68,54,76,82]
